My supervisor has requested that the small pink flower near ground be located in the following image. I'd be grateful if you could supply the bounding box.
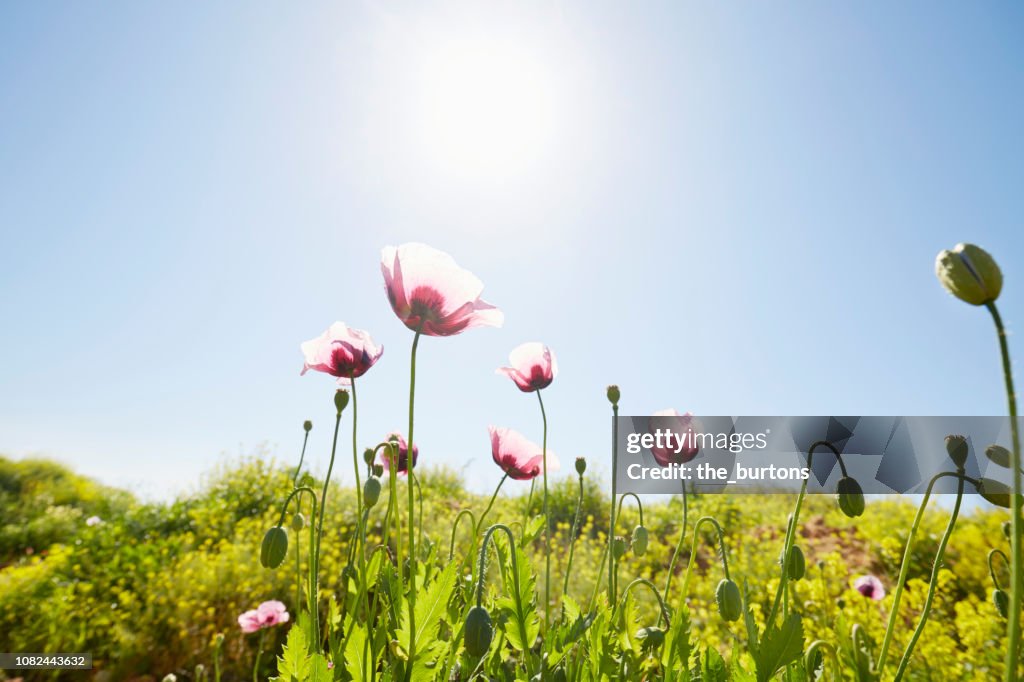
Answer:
[648,409,701,466]
[238,600,290,633]
[381,243,503,337]
[489,426,559,480]
[853,575,886,601]
[497,342,558,392]
[85,516,103,527]
[300,322,383,385]
[379,432,418,475]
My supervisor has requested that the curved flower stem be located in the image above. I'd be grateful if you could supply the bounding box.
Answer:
[875,470,975,673]
[405,328,422,678]
[679,516,731,598]
[276,486,319,646]
[662,480,689,623]
[608,401,620,606]
[588,539,609,613]
[294,427,311,488]
[562,470,586,603]
[766,440,846,631]
[451,509,478,562]
[990,548,1011,590]
[477,474,508,535]
[475,524,531,673]
[537,389,551,633]
[987,301,1022,682]
[295,498,303,619]
[892,471,966,681]
[805,640,841,680]
[615,577,671,624]
[252,629,266,682]
[309,408,343,652]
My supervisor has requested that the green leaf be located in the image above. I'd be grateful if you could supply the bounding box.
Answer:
[308,653,332,682]
[396,561,458,666]
[753,614,804,682]
[699,646,728,682]
[662,604,692,678]
[344,623,370,682]
[273,625,311,682]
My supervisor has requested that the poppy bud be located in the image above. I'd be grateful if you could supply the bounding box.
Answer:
[935,243,1002,306]
[716,578,742,622]
[612,535,629,560]
[575,457,587,475]
[364,448,376,465]
[606,385,621,406]
[978,478,1014,508]
[363,476,382,508]
[303,420,313,432]
[787,545,806,581]
[213,633,225,648]
[290,512,305,531]
[464,605,493,657]
[1004,521,1012,541]
[994,588,1010,619]
[631,526,649,556]
[836,477,865,518]
[260,526,288,569]
[945,435,969,469]
[636,626,665,650]
[334,389,349,414]
[341,564,357,585]
[986,444,1011,469]
[372,464,384,477]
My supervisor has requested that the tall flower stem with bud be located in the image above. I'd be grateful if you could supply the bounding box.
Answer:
[606,385,621,605]
[562,458,587,603]
[537,389,551,632]
[405,328,422,677]
[663,480,690,611]
[313,390,347,650]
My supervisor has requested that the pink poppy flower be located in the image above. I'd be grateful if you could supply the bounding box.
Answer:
[853,575,886,601]
[489,426,559,480]
[300,322,383,384]
[648,409,700,466]
[379,432,418,475]
[238,600,290,633]
[497,342,558,392]
[381,243,503,337]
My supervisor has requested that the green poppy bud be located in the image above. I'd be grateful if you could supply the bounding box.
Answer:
[986,444,1011,469]
[303,420,313,432]
[363,448,375,465]
[978,478,1014,508]
[464,605,493,657]
[575,457,587,475]
[716,578,742,622]
[606,385,621,406]
[945,435,969,469]
[787,545,806,581]
[1004,521,1012,541]
[636,626,665,650]
[631,525,649,556]
[372,463,384,477]
[363,476,382,508]
[260,526,288,569]
[290,512,305,531]
[935,242,1003,306]
[836,477,865,518]
[994,588,1010,619]
[612,535,629,560]
[334,389,350,414]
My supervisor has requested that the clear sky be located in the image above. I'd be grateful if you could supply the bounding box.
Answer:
[1,2,1022,500]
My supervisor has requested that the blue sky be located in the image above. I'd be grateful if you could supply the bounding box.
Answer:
[1,2,1022,500]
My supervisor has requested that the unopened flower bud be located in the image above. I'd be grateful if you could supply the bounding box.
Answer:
[945,435,969,469]
[372,464,384,477]
[636,626,665,650]
[787,545,806,581]
[364,448,375,465]
[606,385,620,406]
[986,444,1011,469]
[716,578,742,622]
[464,605,493,657]
[334,389,349,414]
[260,526,288,569]
[303,420,313,432]
[575,457,587,475]
[612,535,629,560]
[631,525,649,556]
[978,478,1014,508]
[837,477,865,518]
[1003,521,1012,540]
[994,588,1010,618]
[935,242,1002,306]
[363,476,382,508]
[290,512,305,531]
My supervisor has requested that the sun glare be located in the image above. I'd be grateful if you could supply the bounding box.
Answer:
[413,37,558,179]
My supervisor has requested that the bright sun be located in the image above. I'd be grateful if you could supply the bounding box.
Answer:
[413,37,558,179]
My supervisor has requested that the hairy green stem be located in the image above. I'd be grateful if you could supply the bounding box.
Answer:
[615,578,671,624]
[562,470,585,601]
[990,548,1011,590]
[451,508,478,561]
[538,390,551,634]
[608,401,619,605]
[805,640,841,680]
[680,516,731,598]
[663,481,690,613]
[252,629,265,682]
[310,409,343,651]
[405,329,422,679]
[475,525,531,670]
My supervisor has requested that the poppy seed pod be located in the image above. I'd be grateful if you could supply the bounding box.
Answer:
[716,578,743,622]
[464,605,493,657]
[935,243,1002,306]
[986,444,1011,469]
[787,545,806,581]
[334,389,350,414]
[303,420,312,432]
[837,477,865,518]
[259,526,288,569]
[945,435,969,469]
[631,526,649,556]
[606,385,620,406]
[575,457,587,475]
[612,535,629,560]
[994,588,1010,619]
[363,476,382,508]
[290,512,305,531]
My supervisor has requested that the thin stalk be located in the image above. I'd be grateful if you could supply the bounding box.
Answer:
[538,390,551,632]
[477,474,508,537]
[252,629,265,682]
[805,640,841,680]
[405,328,422,678]
[608,401,619,605]
[663,481,690,612]
[450,509,478,562]
[475,524,531,673]
[988,301,1022,682]
[522,479,536,541]
[892,472,966,680]
[990,548,1011,589]
[615,578,672,624]
[311,409,343,651]
[679,516,731,598]
[351,377,363,528]
[294,428,310,488]
[562,471,585,602]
